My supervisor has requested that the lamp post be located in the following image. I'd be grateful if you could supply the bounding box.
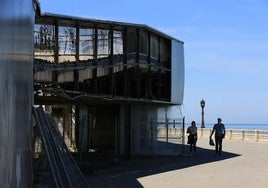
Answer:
[200,99,205,128]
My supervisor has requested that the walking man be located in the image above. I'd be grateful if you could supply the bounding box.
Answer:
[210,118,226,156]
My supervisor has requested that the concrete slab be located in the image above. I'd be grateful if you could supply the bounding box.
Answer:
[84,138,268,188]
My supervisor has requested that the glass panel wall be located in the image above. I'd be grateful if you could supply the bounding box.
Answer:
[150,34,158,59]
[97,29,110,58]
[113,30,124,73]
[139,30,148,56]
[58,26,76,63]
[79,28,94,61]
[34,24,55,63]
[113,30,123,55]
[160,38,171,69]
[127,29,137,53]
[126,29,137,66]
[150,34,159,65]
[34,17,177,102]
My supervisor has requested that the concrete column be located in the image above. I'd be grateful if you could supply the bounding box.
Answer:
[76,106,89,160]
[63,106,72,147]
[0,0,35,187]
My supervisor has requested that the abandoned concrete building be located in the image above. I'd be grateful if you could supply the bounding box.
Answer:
[0,0,184,187]
[33,11,185,156]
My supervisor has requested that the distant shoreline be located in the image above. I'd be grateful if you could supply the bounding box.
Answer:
[193,123,268,130]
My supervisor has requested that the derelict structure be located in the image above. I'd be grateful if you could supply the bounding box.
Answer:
[33,7,185,157]
[0,0,185,187]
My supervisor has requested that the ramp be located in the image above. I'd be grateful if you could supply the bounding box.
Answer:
[33,106,89,188]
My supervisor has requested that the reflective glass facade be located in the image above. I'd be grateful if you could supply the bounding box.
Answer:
[34,14,184,104]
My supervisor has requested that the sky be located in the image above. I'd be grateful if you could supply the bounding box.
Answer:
[38,0,268,124]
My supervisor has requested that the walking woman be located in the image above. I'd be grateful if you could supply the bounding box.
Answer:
[187,121,198,155]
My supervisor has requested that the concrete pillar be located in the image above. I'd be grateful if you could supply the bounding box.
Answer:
[76,106,89,160]
[0,0,35,187]
[63,106,73,147]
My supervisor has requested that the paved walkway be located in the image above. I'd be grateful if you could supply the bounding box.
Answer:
[84,138,268,188]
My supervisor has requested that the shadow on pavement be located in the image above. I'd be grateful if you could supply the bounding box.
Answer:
[79,144,240,188]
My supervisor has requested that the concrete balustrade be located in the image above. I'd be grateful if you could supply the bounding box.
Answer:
[153,127,268,143]
[197,128,268,142]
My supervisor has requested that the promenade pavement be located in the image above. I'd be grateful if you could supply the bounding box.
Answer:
[83,138,268,188]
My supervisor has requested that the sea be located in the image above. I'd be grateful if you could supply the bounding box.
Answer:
[195,123,268,130]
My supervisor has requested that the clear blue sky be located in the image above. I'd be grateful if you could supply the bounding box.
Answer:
[39,0,268,124]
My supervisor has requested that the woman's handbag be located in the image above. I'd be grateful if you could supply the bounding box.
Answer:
[209,138,215,146]
[187,135,193,144]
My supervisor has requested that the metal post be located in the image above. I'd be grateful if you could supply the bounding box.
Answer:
[114,116,119,161]
[150,117,153,157]
[165,108,168,142]
[182,117,185,155]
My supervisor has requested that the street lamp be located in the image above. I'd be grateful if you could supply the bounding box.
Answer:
[200,99,205,128]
